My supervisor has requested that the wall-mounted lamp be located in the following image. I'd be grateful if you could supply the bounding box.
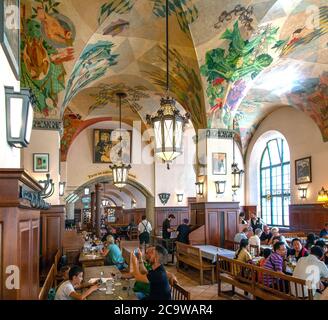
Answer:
[177,193,184,203]
[215,181,226,195]
[317,187,328,208]
[298,187,307,199]
[131,199,136,208]
[84,187,90,195]
[158,193,170,205]
[5,86,35,148]
[195,182,204,196]
[59,182,66,197]
[39,174,55,199]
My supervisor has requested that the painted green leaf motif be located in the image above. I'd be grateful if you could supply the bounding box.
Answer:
[26,19,42,39]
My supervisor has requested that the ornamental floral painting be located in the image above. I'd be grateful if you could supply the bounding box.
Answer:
[200,21,278,129]
[20,0,76,117]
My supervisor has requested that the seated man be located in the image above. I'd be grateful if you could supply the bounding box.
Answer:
[234,227,248,244]
[260,225,272,244]
[292,246,328,298]
[55,265,98,300]
[319,223,328,238]
[131,245,172,300]
[249,228,262,250]
[101,235,127,270]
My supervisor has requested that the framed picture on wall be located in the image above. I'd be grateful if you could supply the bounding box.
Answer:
[295,156,312,185]
[33,153,49,172]
[212,152,226,175]
[93,129,132,164]
[0,0,20,79]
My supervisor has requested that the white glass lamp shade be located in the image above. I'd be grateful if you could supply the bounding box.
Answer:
[195,182,204,196]
[84,187,90,195]
[111,163,131,189]
[177,193,183,203]
[59,182,66,196]
[5,87,35,148]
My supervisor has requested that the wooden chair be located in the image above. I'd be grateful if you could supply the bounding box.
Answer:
[128,227,139,241]
[54,249,62,286]
[39,264,55,300]
[171,281,190,300]
[233,242,240,251]
[249,244,260,257]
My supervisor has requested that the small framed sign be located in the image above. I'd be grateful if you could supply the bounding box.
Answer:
[212,152,226,175]
[33,153,49,172]
[295,156,311,185]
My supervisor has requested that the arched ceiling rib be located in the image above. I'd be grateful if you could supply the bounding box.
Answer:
[21,0,328,156]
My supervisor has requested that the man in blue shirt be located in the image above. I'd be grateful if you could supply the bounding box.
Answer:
[320,223,328,238]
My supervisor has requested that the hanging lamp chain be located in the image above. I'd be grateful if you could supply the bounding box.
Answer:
[166,0,169,97]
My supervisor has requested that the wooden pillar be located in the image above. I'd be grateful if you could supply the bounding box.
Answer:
[40,205,65,269]
[95,184,101,238]
[0,169,48,300]
[90,191,95,232]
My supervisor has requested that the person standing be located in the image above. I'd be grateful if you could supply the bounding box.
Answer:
[162,214,176,240]
[176,218,191,244]
[138,215,152,245]
[249,212,264,233]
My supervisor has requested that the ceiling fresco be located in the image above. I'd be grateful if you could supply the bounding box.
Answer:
[20,0,328,157]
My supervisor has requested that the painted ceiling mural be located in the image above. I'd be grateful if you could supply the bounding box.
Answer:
[20,0,328,157]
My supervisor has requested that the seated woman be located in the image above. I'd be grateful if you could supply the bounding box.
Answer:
[289,238,308,261]
[268,227,288,247]
[101,235,127,270]
[305,233,318,250]
[55,266,98,300]
[235,239,252,263]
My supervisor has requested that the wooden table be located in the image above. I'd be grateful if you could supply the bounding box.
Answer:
[194,245,235,263]
[83,266,136,300]
[79,252,105,269]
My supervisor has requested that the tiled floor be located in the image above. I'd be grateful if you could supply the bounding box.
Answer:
[165,264,243,300]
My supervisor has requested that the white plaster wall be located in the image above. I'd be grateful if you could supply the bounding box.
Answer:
[0,47,21,168]
[206,137,244,204]
[155,127,196,207]
[23,130,61,204]
[246,106,328,207]
[66,121,154,199]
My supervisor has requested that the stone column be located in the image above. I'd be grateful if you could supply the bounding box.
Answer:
[95,183,101,238]
[90,191,95,232]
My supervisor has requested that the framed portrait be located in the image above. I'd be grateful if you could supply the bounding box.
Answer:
[295,156,312,185]
[212,152,226,175]
[33,153,49,172]
[93,129,132,164]
[0,0,20,79]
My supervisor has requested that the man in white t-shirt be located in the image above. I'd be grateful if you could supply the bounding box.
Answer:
[55,265,99,300]
[249,228,262,250]
[291,246,328,298]
[138,215,152,245]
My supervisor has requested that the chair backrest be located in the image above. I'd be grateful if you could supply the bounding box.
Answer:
[252,264,313,300]
[233,242,240,251]
[176,242,202,266]
[54,249,61,277]
[171,281,190,300]
[249,244,260,257]
[39,264,55,300]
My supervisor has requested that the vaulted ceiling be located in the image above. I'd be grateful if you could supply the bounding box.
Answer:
[21,0,328,156]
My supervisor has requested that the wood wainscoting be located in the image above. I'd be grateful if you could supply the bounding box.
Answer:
[40,205,65,272]
[289,204,328,233]
[0,169,43,300]
[155,207,190,235]
[117,208,146,225]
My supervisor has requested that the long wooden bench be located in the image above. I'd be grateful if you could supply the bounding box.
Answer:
[39,264,55,300]
[176,242,215,285]
[217,255,314,300]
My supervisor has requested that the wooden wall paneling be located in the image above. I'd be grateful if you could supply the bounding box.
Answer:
[207,211,219,246]
[289,204,328,233]
[189,225,205,245]
[18,220,31,300]
[0,222,2,300]
[225,210,238,249]
[31,219,39,299]
[154,207,189,235]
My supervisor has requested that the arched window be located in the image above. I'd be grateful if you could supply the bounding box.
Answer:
[260,138,290,226]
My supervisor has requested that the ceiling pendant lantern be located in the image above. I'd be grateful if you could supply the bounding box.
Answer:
[146,0,189,169]
[231,120,244,192]
[110,92,131,189]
